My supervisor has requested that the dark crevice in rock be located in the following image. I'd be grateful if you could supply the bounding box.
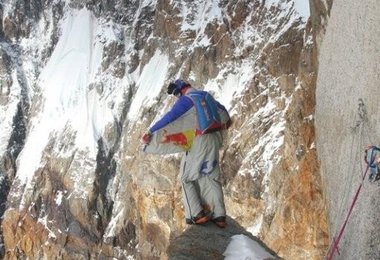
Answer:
[113,221,136,250]
[92,137,116,236]
[91,86,133,244]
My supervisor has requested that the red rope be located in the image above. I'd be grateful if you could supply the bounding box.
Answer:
[326,164,370,260]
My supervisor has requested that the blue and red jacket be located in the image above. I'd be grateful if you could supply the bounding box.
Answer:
[149,90,227,134]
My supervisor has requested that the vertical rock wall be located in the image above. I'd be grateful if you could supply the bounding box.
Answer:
[316,0,380,259]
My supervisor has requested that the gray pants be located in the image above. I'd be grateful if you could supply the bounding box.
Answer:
[179,133,226,219]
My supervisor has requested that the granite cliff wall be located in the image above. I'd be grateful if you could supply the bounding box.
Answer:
[316,0,380,259]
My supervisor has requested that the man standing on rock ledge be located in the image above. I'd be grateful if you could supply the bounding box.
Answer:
[142,79,231,228]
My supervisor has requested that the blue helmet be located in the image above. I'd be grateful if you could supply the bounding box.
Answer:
[167,79,190,95]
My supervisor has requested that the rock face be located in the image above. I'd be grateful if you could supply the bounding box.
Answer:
[167,217,278,260]
[0,0,331,259]
[316,0,380,259]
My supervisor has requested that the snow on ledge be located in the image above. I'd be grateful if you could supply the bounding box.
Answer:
[223,234,275,260]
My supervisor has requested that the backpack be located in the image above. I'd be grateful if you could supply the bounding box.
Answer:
[187,91,223,135]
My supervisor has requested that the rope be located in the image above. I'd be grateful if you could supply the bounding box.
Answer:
[337,112,360,220]
[326,164,370,260]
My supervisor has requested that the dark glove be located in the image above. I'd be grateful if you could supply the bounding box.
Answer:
[224,119,232,129]
[141,132,152,144]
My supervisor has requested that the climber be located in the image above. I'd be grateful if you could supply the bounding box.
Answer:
[142,79,231,228]
[365,145,380,182]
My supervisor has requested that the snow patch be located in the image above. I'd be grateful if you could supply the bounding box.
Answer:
[247,215,264,236]
[38,215,57,240]
[223,234,275,260]
[0,71,21,155]
[55,191,64,205]
[180,1,223,32]
[204,61,254,111]
[127,50,170,120]
[304,114,314,121]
